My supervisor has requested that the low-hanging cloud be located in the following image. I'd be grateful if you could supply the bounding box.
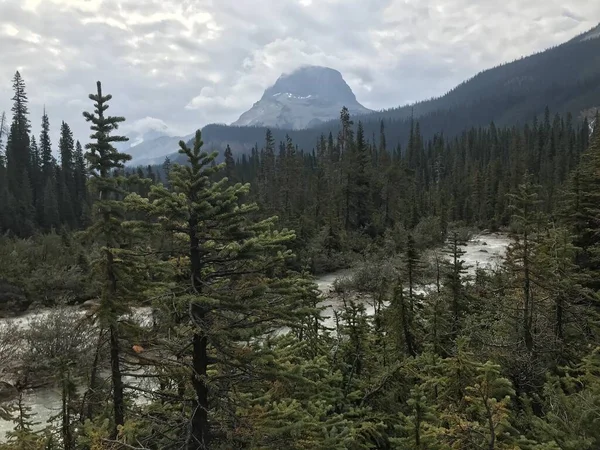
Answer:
[0,0,598,145]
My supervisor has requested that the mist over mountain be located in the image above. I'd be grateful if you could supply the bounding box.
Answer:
[117,125,193,167]
[126,133,195,166]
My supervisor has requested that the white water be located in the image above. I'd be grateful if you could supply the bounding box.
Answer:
[316,233,509,330]
[0,233,510,438]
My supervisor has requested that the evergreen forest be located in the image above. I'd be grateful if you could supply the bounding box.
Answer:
[1,71,600,450]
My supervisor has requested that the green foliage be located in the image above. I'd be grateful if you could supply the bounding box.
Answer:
[0,233,90,312]
[1,75,600,450]
[563,123,600,290]
[531,348,600,449]
[127,130,320,448]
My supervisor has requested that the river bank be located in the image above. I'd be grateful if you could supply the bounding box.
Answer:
[0,232,510,439]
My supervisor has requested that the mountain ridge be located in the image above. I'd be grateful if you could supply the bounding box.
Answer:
[195,29,600,162]
[130,23,600,166]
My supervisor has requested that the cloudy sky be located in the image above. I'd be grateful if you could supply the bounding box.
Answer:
[1,0,599,145]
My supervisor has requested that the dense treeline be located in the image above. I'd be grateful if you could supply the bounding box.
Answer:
[0,72,592,245]
[0,72,89,235]
[0,72,600,450]
[216,106,592,273]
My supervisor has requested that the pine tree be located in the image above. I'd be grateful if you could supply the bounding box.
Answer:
[82,81,130,437]
[162,156,171,189]
[58,173,75,228]
[339,108,354,230]
[405,234,422,318]
[533,347,600,448]
[6,72,30,179]
[149,130,312,449]
[224,144,235,183]
[0,112,8,231]
[59,122,75,185]
[443,232,470,341]
[437,359,515,450]
[281,134,301,222]
[263,129,276,209]
[5,71,33,235]
[5,389,42,447]
[563,123,600,291]
[507,174,543,354]
[392,277,416,357]
[0,111,7,163]
[532,226,593,364]
[379,120,387,158]
[146,164,155,183]
[29,136,42,220]
[73,140,88,226]
[393,384,442,449]
[40,108,53,181]
[58,122,76,227]
[348,121,373,231]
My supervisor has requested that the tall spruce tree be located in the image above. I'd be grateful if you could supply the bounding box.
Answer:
[82,81,130,437]
[0,111,7,231]
[348,121,373,231]
[564,120,600,291]
[6,72,30,185]
[507,174,543,354]
[72,140,89,227]
[263,129,276,209]
[29,135,43,222]
[443,232,470,341]
[59,122,75,183]
[5,71,33,234]
[224,143,235,183]
[58,121,76,227]
[0,111,7,161]
[149,131,312,449]
[39,108,53,181]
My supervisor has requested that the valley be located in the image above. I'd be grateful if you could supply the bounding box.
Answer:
[0,233,510,439]
[0,11,599,449]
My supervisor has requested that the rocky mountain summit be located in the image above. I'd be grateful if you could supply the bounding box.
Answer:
[232,65,373,129]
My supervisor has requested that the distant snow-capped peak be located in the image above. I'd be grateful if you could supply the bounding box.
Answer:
[232,65,373,130]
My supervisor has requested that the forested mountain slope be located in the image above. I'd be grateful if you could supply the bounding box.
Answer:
[368,26,600,123]
[200,24,600,156]
[3,67,600,450]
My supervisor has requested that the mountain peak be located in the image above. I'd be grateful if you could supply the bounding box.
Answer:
[232,65,372,129]
[263,65,357,104]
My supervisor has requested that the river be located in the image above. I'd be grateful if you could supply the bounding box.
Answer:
[0,232,510,439]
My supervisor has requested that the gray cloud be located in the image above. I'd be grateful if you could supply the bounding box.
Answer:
[0,0,599,146]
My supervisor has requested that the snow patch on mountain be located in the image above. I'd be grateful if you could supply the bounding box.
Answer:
[232,65,373,129]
